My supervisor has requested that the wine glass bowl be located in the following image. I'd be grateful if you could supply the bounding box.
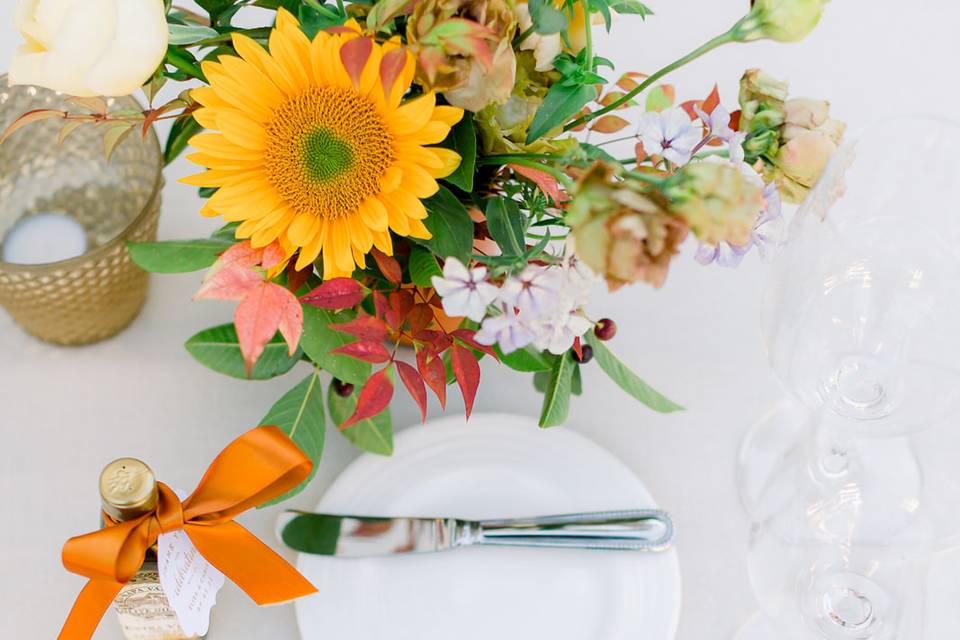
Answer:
[763,116,960,437]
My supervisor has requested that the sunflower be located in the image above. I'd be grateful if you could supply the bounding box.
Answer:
[182,10,464,278]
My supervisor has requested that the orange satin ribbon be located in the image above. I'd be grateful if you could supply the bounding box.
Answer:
[58,425,318,640]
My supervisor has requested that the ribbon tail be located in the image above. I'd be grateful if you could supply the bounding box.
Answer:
[58,579,123,640]
[186,521,317,605]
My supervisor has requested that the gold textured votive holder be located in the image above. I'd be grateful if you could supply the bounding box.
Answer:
[0,78,162,345]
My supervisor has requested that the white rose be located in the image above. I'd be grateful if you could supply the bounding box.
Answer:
[10,0,168,97]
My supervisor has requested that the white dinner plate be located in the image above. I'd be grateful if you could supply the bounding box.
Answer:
[294,413,682,640]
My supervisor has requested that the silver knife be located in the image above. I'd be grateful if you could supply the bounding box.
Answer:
[279,509,674,556]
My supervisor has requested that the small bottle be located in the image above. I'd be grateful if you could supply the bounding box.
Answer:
[100,458,202,640]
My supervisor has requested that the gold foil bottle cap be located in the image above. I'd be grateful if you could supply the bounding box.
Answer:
[99,458,159,522]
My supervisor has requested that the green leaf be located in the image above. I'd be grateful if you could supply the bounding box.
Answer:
[258,371,326,506]
[538,353,575,427]
[196,0,237,23]
[408,245,443,287]
[529,0,569,33]
[301,307,372,385]
[164,114,203,165]
[167,24,220,45]
[418,186,474,263]
[328,380,393,455]
[571,362,582,395]
[496,345,553,373]
[185,324,302,380]
[609,0,654,18]
[526,83,597,144]
[645,85,675,113]
[280,513,342,555]
[439,112,476,191]
[127,239,231,273]
[298,2,347,38]
[484,197,525,256]
[585,334,684,412]
[210,221,239,243]
[579,142,618,162]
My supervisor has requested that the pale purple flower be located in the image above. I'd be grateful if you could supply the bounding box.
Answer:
[431,257,498,322]
[694,104,735,142]
[696,180,784,268]
[637,107,701,166]
[499,265,563,316]
[474,306,538,354]
[728,131,747,166]
[530,311,594,355]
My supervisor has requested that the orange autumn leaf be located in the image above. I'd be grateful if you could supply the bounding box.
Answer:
[591,114,630,134]
[234,281,303,375]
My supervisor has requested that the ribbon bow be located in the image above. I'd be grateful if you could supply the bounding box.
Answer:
[59,425,318,640]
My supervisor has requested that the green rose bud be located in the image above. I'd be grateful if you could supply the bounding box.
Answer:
[734,0,830,43]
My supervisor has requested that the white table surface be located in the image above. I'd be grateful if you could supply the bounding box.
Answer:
[2,2,959,638]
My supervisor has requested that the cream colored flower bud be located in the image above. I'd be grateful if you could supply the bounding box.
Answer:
[769,130,837,203]
[10,0,168,97]
[742,0,830,43]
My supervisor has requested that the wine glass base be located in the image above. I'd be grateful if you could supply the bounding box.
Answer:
[738,399,924,539]
[734,612,798,640]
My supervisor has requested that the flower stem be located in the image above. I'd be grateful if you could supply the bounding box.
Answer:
[565,29,737,131]
[581,0,594,72]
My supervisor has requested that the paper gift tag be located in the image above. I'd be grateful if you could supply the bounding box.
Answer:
[157,528,225,636]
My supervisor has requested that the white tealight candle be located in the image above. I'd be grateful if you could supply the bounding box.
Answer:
[1,212,89,265]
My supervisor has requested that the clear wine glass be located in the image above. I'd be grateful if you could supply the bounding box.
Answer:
[735,116,960,638]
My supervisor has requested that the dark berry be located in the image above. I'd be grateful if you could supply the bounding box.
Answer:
[333,379,354,397]
[593,318,617,341]
[574,344,594,364]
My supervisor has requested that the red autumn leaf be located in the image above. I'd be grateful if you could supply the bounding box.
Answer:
[234,282,303,375]
[341,367,394,429]
[205,241,262,281]
[0,108,66,145]
[387,289,415,327]
[194,264,264,301]
[413,329,452,353]
[373,291,389,319]
[590,114,630,134]
[407,303,434,334]
[452,329,498,360]
[330,315,390,342]
[417,349,447,409]
[679,99,701,120]
[340,36,373,88]
[729,109,742,132]
[451,345,480,420]
[508,163,563,205]
[380,48,408,98]
[261,240,287,270]
[572,336,583,361]
[396,361,428,422]
[702,84,721,115]
[371,248,402,285]
[301,278,366,309]
[286,260,312,294]
[332,340,392,363]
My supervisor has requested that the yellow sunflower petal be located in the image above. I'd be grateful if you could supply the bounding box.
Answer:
[203,61,276,122]
[413,120,452,145]
[426,147,462,179]
[397,162,440,199]
[431,105,465,127]
[219,55,285,106]
[192,107,220,130]
[288,213,319,245]
[352,245,367,269]
[216,110,267,150]
[406,217,432,240]
[389,93,436,136]
[231,33,298,96]
[371,230,393,255]
[358,197,389,231]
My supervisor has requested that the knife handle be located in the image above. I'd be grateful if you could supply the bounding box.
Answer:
[474,509,674,551]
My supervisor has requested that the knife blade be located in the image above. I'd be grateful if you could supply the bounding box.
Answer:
[278,509,674,557]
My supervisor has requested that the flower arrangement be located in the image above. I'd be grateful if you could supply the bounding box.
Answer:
[5,0,840,499]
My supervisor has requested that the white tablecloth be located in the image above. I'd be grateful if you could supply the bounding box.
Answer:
[2,2,959,637]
